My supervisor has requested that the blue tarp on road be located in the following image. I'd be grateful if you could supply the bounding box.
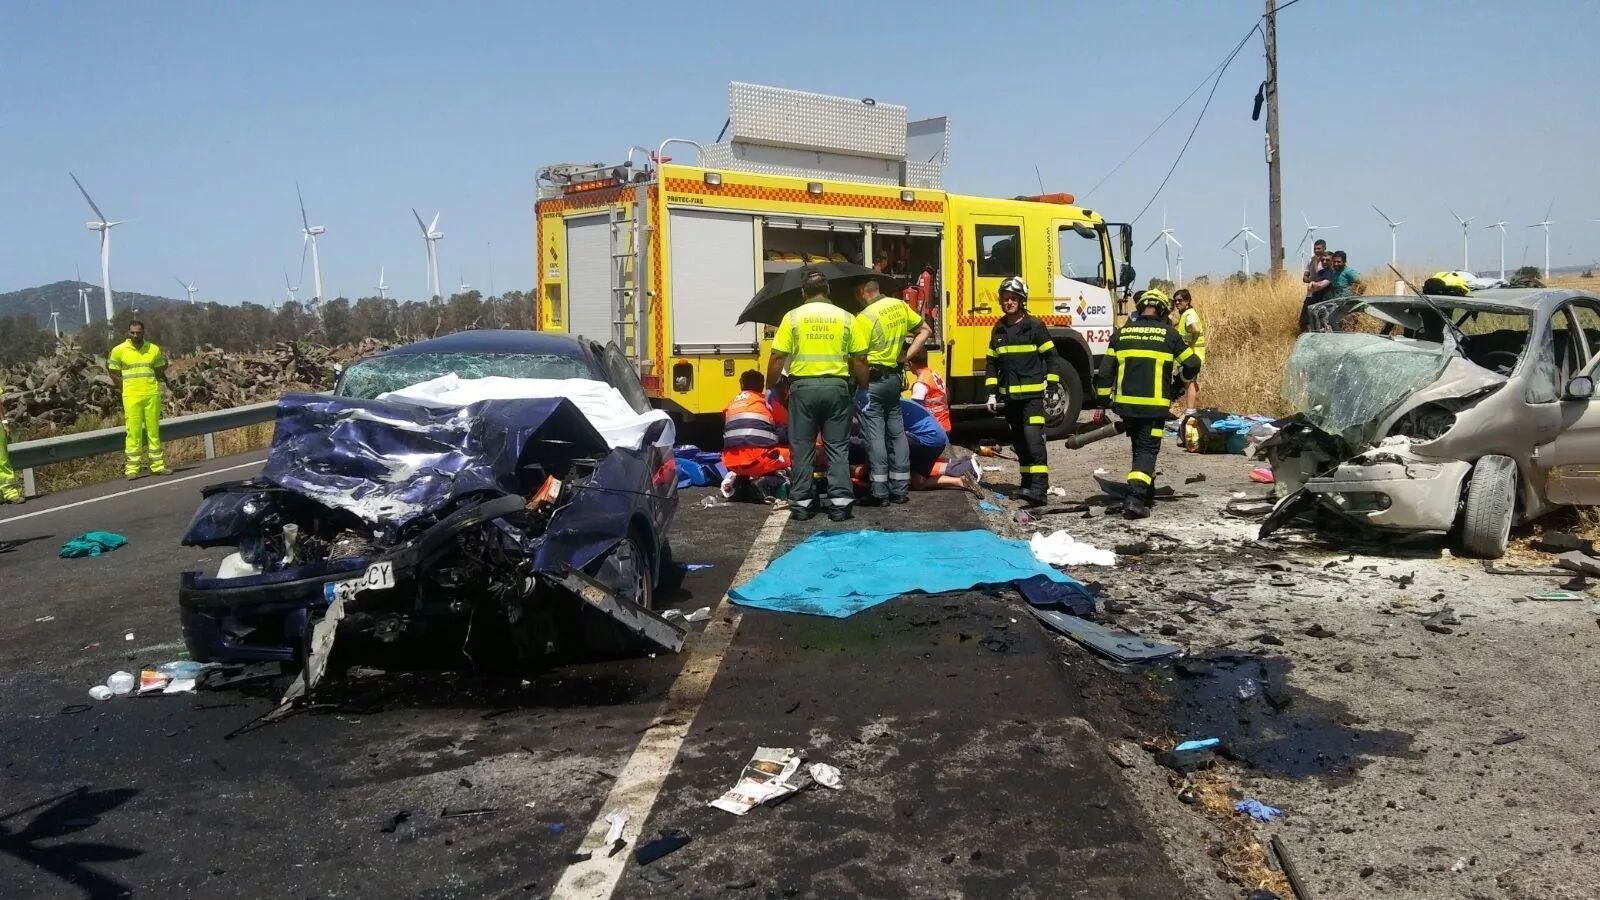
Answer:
[729,529,1093,618]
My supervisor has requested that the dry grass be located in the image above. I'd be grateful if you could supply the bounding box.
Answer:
[25,422,276,495]
[1183,276,1307,416]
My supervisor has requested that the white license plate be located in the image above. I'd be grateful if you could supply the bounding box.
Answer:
[324,561,395,603]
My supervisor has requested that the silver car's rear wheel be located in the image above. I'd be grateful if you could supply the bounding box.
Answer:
[1460,455,1516,559]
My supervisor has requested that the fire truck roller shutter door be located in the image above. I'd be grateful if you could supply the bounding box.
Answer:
[669,209,761,350]
[565,214,613,342]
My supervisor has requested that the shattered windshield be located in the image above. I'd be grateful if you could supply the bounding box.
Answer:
[1282,331,1454,442]
[339,352,595,399]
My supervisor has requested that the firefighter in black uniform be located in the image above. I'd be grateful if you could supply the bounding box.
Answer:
[1094,289,1200,519]
[985,276,1061,507]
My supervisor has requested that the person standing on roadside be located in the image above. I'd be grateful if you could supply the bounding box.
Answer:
[1171,288,1206,414]
[0,386,23,503]
[1306,250,1363,330]
[984,276,1061,507]
[1299,238,1329,332]
[853,275,932,506]
[107,319,171,480]
[768,269,870,522]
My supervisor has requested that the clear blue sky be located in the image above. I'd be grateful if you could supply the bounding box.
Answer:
[3,0,1596,304]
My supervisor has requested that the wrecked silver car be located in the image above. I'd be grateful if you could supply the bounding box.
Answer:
[1263,289,1600,558]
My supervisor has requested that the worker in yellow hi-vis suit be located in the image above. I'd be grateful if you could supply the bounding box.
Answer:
[0,385,23,503]
[106,319,170,480]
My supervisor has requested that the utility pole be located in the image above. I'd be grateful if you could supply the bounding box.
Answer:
[1265,0,1284,276]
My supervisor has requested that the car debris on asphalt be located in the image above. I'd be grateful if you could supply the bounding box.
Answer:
[1027,607,1182,664]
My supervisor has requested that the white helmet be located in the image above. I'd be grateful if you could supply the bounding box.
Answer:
[998,276,1029,301]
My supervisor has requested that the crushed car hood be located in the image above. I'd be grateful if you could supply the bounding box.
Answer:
[260,392,615,528]
[1281,332,1454,446]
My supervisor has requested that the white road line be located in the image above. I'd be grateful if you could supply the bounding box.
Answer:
[551,504,790,900]
[0,459,264,527]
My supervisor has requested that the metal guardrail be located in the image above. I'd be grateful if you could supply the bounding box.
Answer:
[9,400,281,497]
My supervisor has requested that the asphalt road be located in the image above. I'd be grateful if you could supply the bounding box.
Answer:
[0,455,1188,900]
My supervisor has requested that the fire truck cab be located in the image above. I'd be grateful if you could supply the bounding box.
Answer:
[534,82,1136,439]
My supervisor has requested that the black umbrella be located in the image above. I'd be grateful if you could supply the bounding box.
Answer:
[736,262,905,326]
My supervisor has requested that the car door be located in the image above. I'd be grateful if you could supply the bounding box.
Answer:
[1531,298,1600,504]
[599,342,652,414]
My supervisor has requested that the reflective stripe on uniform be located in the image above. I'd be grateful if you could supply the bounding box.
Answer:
[1127,471,1153,485]
[1020,464,1050,474]
[1037,340,1056,353]
[1003,382,1045,395]
[1027,415,1045,425]
[1112,347,1176,407]
[1150,427,1165,438]
[995,344,1040,354]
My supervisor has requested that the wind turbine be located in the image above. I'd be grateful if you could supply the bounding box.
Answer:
[283,268,300,308]
[76,285,91,325]
[1224,212,1265,276]
[1530,201,1553,280]
[296,182,325,309]
[69,172,122,324]
[1295,211,1338,256]
[376,265,389,300]
[412,208,444,301]
[1372,204,1405,267]
[50,309,61,339]
[1484,220,1508,282]
[1449,208,1477,271]
[174,276,198,305]
[457,270,471,295]
[1144,206,1183,282]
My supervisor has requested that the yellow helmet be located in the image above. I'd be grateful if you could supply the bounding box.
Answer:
[1422,272,1470,296]
[1140,288,1172,316]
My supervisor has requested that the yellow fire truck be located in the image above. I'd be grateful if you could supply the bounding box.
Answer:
[533,82,1137,438]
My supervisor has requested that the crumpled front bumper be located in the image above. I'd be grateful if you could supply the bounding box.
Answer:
[1301,446,1471,532]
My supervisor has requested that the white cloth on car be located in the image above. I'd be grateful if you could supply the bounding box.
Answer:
[378,374,676,451]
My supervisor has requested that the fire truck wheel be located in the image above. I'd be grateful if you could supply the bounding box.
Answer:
[1043,361,1083,441]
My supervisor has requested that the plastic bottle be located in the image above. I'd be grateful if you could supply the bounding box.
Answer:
[88,685,113,701]
[106,671,136,696]
[1236,677,1258,701]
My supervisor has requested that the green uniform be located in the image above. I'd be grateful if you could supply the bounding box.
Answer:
[107,339,169,477]
[853,296,924,502]
[0,387,20,502]
[774,299,867,519]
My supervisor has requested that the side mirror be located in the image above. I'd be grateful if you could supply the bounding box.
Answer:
[1119,225,1134,265]
[1118,264,1137,289]
[1565,375,1594,400]
[1072,222,1096,239]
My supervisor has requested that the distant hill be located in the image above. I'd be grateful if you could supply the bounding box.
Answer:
[0,281,182,330]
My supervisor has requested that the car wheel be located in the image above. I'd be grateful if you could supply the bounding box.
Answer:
[1460,454,1517,559]
[569,532,656,658]
[1043,362,1084,441]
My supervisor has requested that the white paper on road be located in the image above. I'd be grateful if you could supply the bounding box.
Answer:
[709,746,806,815]
[1030,530,1117,568]
[378,375,676,451]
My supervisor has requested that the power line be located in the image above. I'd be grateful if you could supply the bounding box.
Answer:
[1080,22,1262,203]
[1129,22,1261,225]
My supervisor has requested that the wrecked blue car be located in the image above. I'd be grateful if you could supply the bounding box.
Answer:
[177,375,684,670]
